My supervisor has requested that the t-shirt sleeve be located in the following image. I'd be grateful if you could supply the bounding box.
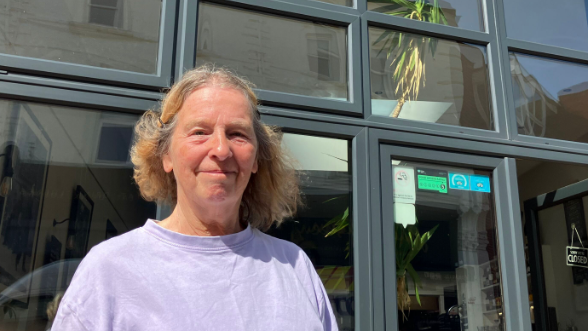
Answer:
[316,273,339,331]
[51,301,89,331]
[50,246,118,331]
[303,255,340,331]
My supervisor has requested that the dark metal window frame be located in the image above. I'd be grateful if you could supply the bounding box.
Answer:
[178,0,364,116]
[4,0,588,330]
[493,0,588,154]
[360,1,510,141]
[0,0,177,90]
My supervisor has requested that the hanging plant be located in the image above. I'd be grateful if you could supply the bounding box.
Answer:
[395,222,438,320]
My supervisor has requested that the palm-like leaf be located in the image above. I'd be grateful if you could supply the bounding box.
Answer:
[395,222,438,315]
[372,0,448,118]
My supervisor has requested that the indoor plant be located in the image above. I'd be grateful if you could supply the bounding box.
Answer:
[395,222,438,319]
[371,0,448,118]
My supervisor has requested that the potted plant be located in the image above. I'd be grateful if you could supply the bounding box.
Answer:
[371,0,448,118]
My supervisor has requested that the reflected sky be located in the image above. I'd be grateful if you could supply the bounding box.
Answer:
[513,53,588,101]
[504,0,588,53]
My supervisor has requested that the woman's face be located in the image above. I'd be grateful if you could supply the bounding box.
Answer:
[162,86,258,209]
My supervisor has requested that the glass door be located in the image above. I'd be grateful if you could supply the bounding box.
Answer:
[378,145,513,331]
[524,179,588,331]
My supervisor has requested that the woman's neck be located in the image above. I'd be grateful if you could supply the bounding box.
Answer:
[159,198,243,236]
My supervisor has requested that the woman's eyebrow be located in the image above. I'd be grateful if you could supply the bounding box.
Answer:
[227,120,253,130]
[182,118,211,130]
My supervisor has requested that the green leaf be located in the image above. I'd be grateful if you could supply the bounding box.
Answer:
[391,0,418,11]
[406,262,422,305]
[323,214,343,230]
[369,3,404,13]
[373,30,393,46]
[386,10,413,17]
[408,52,416,71]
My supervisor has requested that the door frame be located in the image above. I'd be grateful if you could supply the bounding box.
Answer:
[524,179,588,331]
[369,128,532,331]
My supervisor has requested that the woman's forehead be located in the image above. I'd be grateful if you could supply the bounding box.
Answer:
[185,85,249,106]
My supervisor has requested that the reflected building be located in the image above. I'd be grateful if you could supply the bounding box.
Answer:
[195,2,348,100]
[511,54,588,143]
[0,0,161,74]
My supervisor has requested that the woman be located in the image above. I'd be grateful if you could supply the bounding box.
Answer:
[51,66,338,330]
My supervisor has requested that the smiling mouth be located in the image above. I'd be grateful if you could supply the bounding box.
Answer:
[199,170,235,175]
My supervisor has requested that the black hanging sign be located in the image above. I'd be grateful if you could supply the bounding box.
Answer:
[567,246,588,268]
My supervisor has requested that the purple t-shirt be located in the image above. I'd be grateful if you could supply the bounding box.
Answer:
[52,220,338,330]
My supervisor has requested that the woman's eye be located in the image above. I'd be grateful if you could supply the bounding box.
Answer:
[193,131,206,136]
[231,132,246,138]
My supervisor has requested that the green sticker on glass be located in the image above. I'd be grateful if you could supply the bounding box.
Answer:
[417,175,448,193]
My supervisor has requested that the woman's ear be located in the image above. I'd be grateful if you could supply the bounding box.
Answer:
[163,153,173,173]
[252,159,258,174]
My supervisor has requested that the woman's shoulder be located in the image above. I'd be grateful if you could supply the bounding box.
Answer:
[82,227,144,265]
[252,229,304,253]
[250,229,315,269]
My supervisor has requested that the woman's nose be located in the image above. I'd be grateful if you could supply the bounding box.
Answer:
[208,131,233,161]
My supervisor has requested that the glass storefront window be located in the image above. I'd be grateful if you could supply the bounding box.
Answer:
[196,2,348,100]
[503,0,588,53]
[391,160,503,330]
[368,0,485,32]
[517,159,588,330]
[267,133,354,331]
[510,53,588,144]
[0,101,156,330]
[369,27,493,130]
[0,0,162,74]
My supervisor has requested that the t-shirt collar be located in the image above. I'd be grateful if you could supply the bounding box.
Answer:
[142,219,254,251]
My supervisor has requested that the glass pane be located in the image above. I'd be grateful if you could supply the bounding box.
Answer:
[267,133,353,330]
[368,0,485,32]
[313,0,353,7]
[391,160,503,330]
[369,27,493,130]
[196,2,348,100]
[510,53,588,144]
[516,159,588,330]
[0,0,162,74]
[0,101,156,330]
[504,0,588,53]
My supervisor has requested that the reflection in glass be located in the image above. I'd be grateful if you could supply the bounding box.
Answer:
[0,101,156,330]
[504,0,588,53]
[510,53,588,144]
[369,27,493,130]
[267,133,354,331]
[517,159,588,329]
[368,0,485,32]
[196,3,348,100]
[0,0,162,74]
[391,160,503,330]
[313,0,353,7]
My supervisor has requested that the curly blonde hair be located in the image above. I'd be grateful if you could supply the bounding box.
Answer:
[130,65,300,230]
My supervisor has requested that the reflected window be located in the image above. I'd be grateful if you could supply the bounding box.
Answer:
[504,0,588,53]
[369,27,493,130]
[368,0,485,32]
[267,133,354,331]
[0,101,155,330]
[391,160,503,330]
[510,53,588,144]
[89,0,122,28]
[0,0,162,74]
[196,2,348,100]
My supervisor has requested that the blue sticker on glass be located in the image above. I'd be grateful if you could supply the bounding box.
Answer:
[470,175,491,193]
[449,173,470,191]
